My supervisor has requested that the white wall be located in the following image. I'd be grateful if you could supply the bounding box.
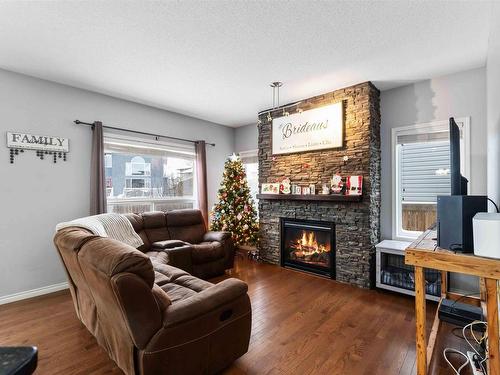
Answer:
[487,3,500,209]
[0,69,234,301]
[234,123,258,153]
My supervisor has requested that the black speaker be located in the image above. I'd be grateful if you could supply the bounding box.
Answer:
[437,195,488,252]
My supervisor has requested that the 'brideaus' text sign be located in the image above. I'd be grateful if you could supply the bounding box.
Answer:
[7,132,69,152]
[272,102,343,155]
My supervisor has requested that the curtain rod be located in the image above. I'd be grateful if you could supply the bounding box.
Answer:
[74,120,215,147]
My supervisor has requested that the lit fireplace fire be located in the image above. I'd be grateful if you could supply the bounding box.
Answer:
[289,230,330,262]
[281,218,334,277]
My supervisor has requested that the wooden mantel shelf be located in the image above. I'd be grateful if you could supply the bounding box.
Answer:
[256,194,362,202]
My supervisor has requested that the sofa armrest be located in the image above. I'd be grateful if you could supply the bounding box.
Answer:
[203,231,231,242]
[163,278,248,327]
[163,245,193,274]
[151,239,188,249]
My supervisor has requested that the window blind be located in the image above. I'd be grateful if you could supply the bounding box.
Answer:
[240,154,258,164]
[103,134,195,159]
[400,141,451,203]
[239,150,258,164]
[396,130,449,144]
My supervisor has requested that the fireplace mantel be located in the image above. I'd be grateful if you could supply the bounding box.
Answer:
[257,82,380,288]
[256,194,362,202]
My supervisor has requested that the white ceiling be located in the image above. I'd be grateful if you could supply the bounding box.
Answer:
[0,1,494,127]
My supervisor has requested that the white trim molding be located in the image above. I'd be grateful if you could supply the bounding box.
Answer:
[0,282,68,306]
[238,149,258,158]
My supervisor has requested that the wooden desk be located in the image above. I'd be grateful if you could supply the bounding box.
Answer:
[405,229,500,375]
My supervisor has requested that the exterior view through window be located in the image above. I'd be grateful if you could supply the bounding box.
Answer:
[104,135,197,214]
[393,119,468,239]
[239,151,259,215]
[398,141,450,232]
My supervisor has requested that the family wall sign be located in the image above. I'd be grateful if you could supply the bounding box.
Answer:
[6,131,69,164]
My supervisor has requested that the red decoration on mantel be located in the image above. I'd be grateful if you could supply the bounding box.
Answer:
[303,163,310,169]
[346,175,363,196]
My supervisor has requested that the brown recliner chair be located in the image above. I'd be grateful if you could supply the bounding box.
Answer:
[126,209,235,279]
[54,227,251,375]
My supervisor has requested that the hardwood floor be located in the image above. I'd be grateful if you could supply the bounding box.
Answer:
[1,257,452,375]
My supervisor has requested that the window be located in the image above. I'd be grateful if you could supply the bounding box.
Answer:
[239,150,259,213]
[104,135,197,214]
[126,156,151,176]
[392,118,470,240]
[105,154,112,168]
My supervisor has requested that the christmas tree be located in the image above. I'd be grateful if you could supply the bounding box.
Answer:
[210,154,259,246]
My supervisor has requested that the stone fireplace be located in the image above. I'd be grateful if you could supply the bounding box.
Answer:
[257,82,381,288]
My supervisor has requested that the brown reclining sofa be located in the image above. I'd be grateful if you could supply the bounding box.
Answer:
[53,209,251,375]
[125,209,235,279]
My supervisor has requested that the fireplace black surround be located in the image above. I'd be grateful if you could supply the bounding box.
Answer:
[280,218,336,279]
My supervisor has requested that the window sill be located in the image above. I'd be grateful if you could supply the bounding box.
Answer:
[108,197,195,203]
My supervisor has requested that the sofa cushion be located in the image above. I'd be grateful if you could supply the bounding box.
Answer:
[157,272,212,303]
[79,237,155,288]
[166,209,205,244]
[174,274,213,292]
[142,211,170,243]
[191,242,225,264]
[152,260,213,303]
[160,283,197,303]
[124,213,150,251]
[154,271,170,286]
[151,261,190,282]
[151,284,171,310]
[124,213,143,232]
[146,251,169,265]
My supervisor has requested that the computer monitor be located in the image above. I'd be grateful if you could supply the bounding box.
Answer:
[449,117,468,195]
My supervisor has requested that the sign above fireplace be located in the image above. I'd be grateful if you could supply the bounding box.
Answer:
[272,102,343,155]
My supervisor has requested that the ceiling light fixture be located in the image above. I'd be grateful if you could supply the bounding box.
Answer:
[270,81,283,109]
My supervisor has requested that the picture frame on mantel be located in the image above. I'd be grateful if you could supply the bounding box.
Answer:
[271,101,344,155]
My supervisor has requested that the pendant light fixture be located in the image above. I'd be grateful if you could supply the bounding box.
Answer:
[270,81,283,108]
[258,81,304,124]
[266,81,283,123]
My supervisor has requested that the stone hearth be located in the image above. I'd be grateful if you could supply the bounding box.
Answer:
[257,82,381,288]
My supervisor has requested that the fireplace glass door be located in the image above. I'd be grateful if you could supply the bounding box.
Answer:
[280,218,335,278]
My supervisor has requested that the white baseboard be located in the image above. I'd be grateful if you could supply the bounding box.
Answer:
[0,282,69,306]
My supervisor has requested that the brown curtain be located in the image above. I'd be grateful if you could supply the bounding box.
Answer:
[90,121,107,215]
[195,140,208,228]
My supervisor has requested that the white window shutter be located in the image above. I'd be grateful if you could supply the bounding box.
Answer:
[400,142,451,203]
